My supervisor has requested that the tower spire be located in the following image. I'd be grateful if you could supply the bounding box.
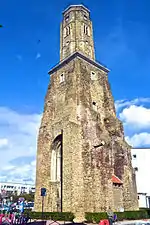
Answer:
[60,5,95,61]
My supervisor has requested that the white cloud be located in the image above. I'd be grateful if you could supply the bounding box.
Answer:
[115,98,150,148]
[119,105,150,129]
[115,97,150,111]
[6,160,36,182]
[0,138,8,148]
[0,107,41,184]
[126,132,150,147]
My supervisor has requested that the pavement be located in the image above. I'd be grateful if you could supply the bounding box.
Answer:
[107,220,150,225]
[31,219,150,225]
[115,220,150,225]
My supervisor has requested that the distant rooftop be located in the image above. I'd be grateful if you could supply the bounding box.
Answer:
[112,175,123,184]
[0,181,35,186]
[63,4,90,14]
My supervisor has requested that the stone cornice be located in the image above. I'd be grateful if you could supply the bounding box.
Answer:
[48,51,110,75]
[63,5,90,15]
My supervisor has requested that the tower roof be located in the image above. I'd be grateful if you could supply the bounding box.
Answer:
[63,4,90,15]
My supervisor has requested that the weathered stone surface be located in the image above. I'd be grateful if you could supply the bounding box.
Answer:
[34,4,139,222]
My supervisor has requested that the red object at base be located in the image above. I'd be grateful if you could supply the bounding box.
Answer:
[99,219,109,225]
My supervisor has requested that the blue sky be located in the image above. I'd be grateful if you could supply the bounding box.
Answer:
[0,0,150,183]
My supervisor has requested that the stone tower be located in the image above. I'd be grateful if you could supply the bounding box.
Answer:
[60,5,95,61]
[34,5,139,221]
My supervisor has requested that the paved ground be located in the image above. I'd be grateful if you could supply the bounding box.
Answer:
[31,219,150,225]
[115,220,150,225]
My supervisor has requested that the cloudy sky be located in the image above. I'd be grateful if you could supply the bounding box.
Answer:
[0,0,150,183]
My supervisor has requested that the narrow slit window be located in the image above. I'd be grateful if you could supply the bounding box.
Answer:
[60,73,65,83]
[86,26,88,35]
[65,15,69,22]
[84,15,87,20]
[91,71,97,80]
[66,26,70,36]
[84,25,89,35]
[84,25,86,34]
[92,101,97,111]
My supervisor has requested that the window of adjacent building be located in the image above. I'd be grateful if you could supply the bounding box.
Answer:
[134,167,138,172]
[91,71,97,80]
[60,73,65,83]
[66,26,70,36]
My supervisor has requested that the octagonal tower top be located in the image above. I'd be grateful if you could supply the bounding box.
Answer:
[60,4,95,61]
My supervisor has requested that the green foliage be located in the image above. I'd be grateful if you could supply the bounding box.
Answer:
[139,208,150,218]
[85,212,107,223]
[117,211,148,220]
[20,193,34,202]
[10,193,34,202]
[24,209,32,213]
[85,210,148,223]
[24,211,75,221]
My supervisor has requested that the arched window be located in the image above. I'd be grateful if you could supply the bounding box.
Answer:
[51,134,62,182]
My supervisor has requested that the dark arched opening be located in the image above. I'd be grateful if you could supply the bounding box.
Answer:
[51,131,63,212]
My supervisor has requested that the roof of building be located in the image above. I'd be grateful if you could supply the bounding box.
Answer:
[132,148,150,149]
[0,181,35,186]
[138,192,147,195]
[112,175,123,184]
[48,51,110,75]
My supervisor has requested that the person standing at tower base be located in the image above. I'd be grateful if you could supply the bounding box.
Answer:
[107,207,114,225]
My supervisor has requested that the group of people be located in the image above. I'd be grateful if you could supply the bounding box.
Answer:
[0,211,30,225]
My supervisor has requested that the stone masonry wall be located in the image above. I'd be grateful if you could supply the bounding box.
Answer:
[113,185,123,211]
[34,56,139,221]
